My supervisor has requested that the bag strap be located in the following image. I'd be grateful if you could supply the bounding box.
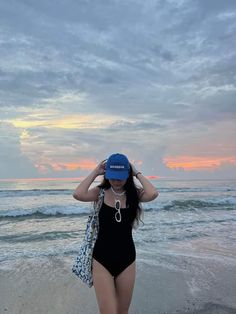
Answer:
[94,188,105,214]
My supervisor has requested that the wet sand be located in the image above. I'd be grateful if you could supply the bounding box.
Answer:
[0,256,236,314]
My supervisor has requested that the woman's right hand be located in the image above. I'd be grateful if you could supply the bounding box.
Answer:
[73,159,107,202]
[94,159,107,176]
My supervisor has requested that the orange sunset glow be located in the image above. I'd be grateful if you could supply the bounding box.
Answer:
[35,160,97,173]
[50,160,97,171]
[164,156,236,171]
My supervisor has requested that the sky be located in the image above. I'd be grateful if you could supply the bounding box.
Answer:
[0,0,236,180]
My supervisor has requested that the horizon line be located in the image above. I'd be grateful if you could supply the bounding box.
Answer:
[0,175,161,182]
[0,175,165,182]
[0,176,234,182]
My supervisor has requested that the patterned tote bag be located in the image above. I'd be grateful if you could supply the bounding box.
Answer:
[72,188,105,288]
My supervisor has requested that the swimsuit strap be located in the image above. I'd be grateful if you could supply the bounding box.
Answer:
[94,188,105,214]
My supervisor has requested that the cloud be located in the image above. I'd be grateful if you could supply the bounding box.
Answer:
[0,0,236,179]
[1,0,235,118]
[0,122,38,178]
[163,155,236,171]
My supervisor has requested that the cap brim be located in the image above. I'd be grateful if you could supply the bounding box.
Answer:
[105,170,129,180]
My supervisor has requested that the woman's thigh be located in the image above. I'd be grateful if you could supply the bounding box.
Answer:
[92,258,117,314]
[115,261,136,313]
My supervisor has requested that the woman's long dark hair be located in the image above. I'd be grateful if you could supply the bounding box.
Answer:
[97,164,144,229]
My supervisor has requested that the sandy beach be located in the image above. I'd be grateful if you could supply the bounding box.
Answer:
[1,255,236,314]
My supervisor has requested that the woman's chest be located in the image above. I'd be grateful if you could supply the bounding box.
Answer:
[98,203,135,226]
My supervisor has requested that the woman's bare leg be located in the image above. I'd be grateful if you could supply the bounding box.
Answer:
[115,261,136,314]
[92,258,117,314]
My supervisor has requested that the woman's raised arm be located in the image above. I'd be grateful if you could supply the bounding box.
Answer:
[130,163,159,202]
[72,160,106,202]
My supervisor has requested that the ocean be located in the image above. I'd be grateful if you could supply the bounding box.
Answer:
[0,178,236,271]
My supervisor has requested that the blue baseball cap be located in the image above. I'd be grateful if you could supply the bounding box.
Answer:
[105,153,130,180]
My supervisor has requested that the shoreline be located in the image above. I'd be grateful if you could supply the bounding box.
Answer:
[1,256,236,314]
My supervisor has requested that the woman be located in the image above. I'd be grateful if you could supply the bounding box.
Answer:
[73,153,159,314]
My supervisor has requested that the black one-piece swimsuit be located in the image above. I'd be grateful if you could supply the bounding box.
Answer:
[92,201,136,278]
